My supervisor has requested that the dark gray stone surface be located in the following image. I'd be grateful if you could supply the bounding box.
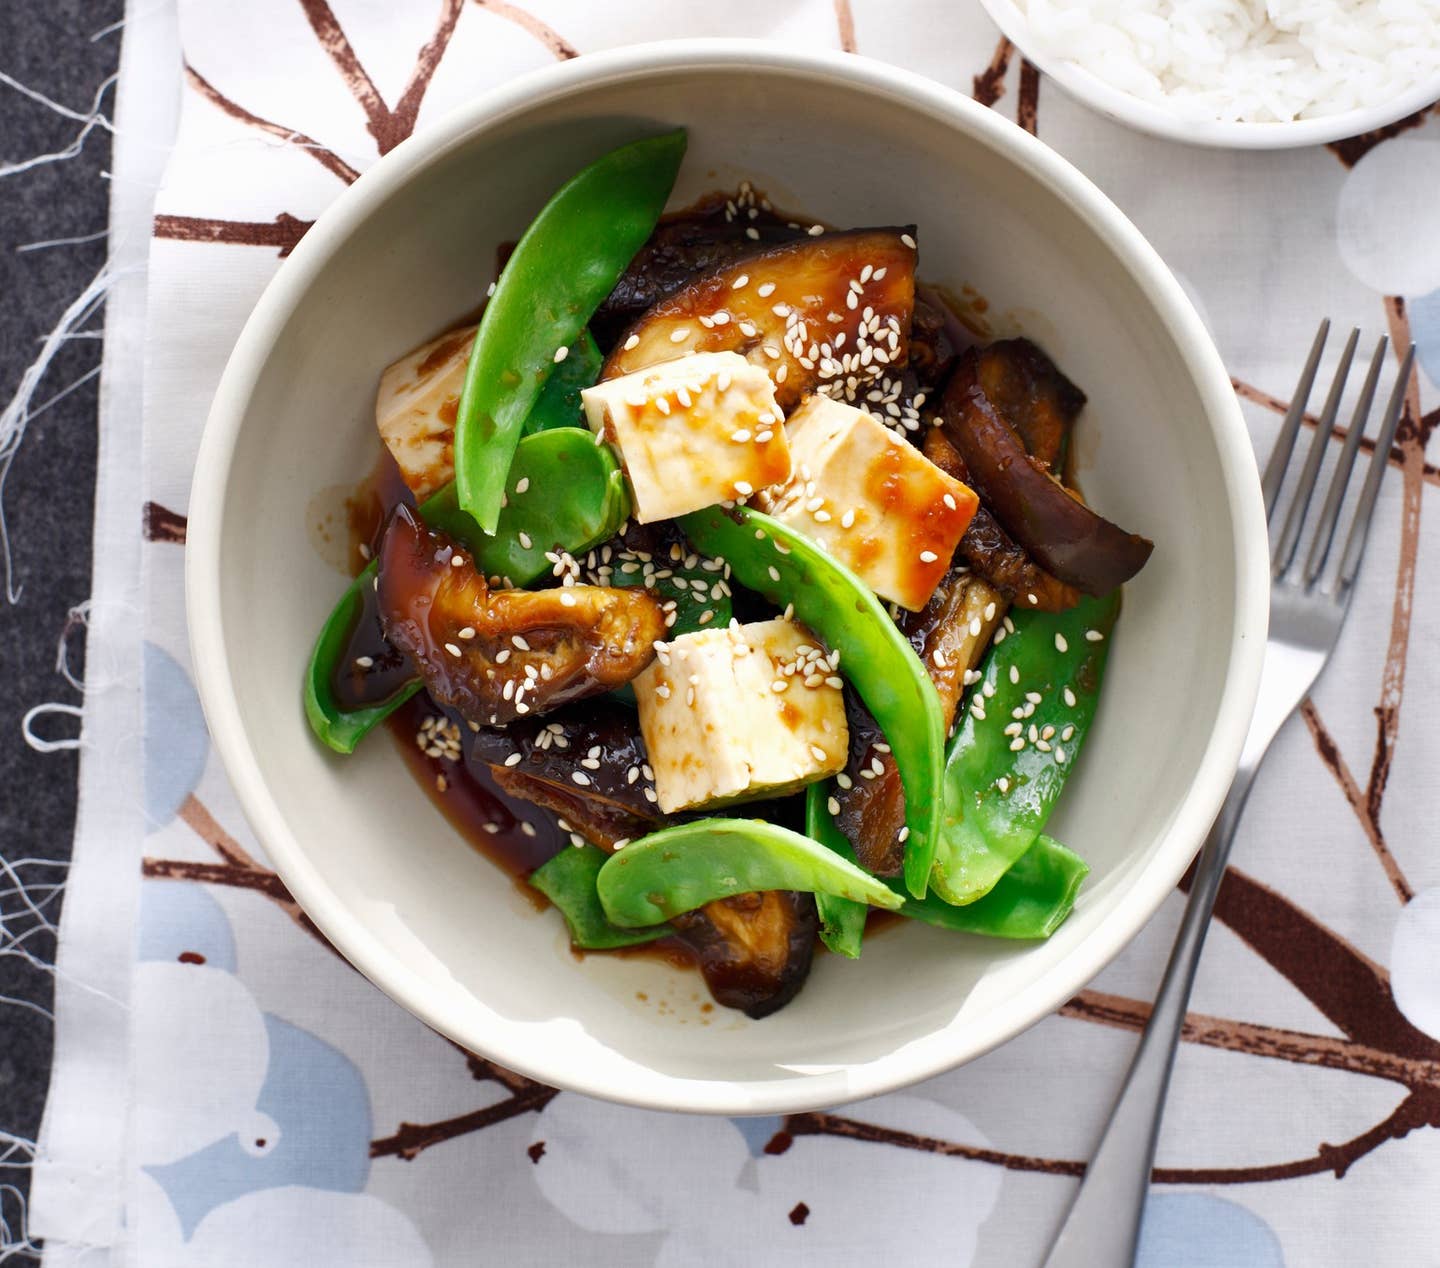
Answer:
[0,0,125,1240]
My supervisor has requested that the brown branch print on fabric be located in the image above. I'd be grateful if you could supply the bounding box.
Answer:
[1017,60,1040,135]
[471,0,580,60]
[1327,104,1439,168]
[184,64,360,184]
[153,213,314,258]
[143,501,187,544]
[973,35,1015,107]
[1300,700,1413,903]
[370,1084,559,1160]
[833,0,857,53]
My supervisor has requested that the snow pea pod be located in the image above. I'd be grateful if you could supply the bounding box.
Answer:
[521,331,602,435]
[454,130,687,532]
[929,589,1119,905]
[304,429,630,753]
[530,844,668,949]
[596,818,902,928]
[609,553,733,638]
[806,783,1089,954]
[681,505,945,899]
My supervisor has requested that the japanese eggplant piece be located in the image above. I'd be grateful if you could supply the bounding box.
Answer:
[672,891,819,1020]
[601,228,918,410]
[376,505,665,727]
[466,700,665,842]
[926,428,1083,614]
[941,344,1153,594]
[590,195,806,350]
[835,570,1005,875]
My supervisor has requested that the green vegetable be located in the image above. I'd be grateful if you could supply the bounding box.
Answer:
[522,331,602,435]
[900,835,1089,939]
[609,551,733,638]
[303,576,423,754]
[304,428,630,754]
[530,844,668,949]
[930,590,1119,905]
[806,783,869,958]
[596,818,903,928]
[455,130,687,532]
[421,428,630,586]
[806,783,1089,955]
[681,505,945,900]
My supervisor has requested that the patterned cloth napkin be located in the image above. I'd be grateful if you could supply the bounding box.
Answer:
[29,1,1440,1264]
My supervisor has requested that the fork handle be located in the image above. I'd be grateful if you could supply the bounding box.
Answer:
[1041,758,1261,1268]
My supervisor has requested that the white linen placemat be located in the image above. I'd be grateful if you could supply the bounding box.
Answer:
[31,2,1440,1264]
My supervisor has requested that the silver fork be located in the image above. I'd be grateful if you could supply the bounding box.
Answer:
[1042,320,1417,1268]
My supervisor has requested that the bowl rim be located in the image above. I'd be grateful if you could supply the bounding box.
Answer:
[978,0,1440,150]
[186,37,1269,1115]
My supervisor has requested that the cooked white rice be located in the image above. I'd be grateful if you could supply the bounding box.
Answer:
[1016,0,1440,123]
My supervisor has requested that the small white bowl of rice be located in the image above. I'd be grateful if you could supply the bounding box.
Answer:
[979,0,1440,147]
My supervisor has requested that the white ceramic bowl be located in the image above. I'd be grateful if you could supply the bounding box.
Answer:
[188,40,1267,1115]
[980,0,1440,149]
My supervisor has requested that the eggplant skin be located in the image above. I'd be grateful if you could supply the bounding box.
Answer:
[970,338,1086,470]
[941,349,1153,595]
[924,429,1082,612]
[672,891,818,1019]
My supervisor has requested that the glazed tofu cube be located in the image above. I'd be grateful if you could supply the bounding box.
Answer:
[374,324,475,501]
[581,352,792,523]
[757,395,977,611]
[634,618,848,814]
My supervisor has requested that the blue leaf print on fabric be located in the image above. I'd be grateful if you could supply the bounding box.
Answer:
[1137,1192,1285,1267]
[1408,288,1440,392]
[146,1014,372,1238]
[730,1115,785,1157]
[137,881,238,972]
[144,641,210,828]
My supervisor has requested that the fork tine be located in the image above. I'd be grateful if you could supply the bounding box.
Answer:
[1273,326,1359,576]
[1335,343,1415,591]
[1261,318,1329,518]
[1303,335,1388,585]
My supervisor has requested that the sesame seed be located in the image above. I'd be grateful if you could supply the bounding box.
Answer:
[943,493,957,510]
[768,565,781,582]
[560,592,576,607]
[919,550,938,563]
[643,787,658,803]
[731,429,752,443]
[735,481,754,497]
[825,675,843,689]
[1025,691,1042,704]
[504,753,522,766]
[1005,722,1022,736]
[1009,665,1020,685]
[623,333,640,351]
[1028,593,1039,605]
[354,655,374,669]
[732,274,749,289]
[1029,725,1039,743]
[669,328,689,344]
[495,648,511,664]
[898,826,910,843]
[572,771,591,787]
[811,745,828,762]
[997,777,1010,794]
[808,224,824,236]
[1086,629,1105,642]
[771,679,787,693]
[900,232,916,249]
[840,509,856,529]
[1009,737,1026,752]
[1055,748,1067,764]
[746,227,760,240]
[450,554,465,568]
[521,821,537,837]
[1063,686,1078,708]
[827,795,841,816]
[984,602,996,621]
[836,772,853,790]
[758,282,776,297]
[655,396,671,415]
[553,345,569,364]
[1055,633,1069,653]
[512,635,530,651]
[969,617,982,637]
[518,531,532,549]
[515,477,530,494]
[1061,725,1075,741]
[656,684,672,699]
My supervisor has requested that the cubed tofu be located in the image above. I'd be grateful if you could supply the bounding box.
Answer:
[757,395,977,611]
[634,619,848,813]
[581,351,792,523]
[375,325,475,501]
